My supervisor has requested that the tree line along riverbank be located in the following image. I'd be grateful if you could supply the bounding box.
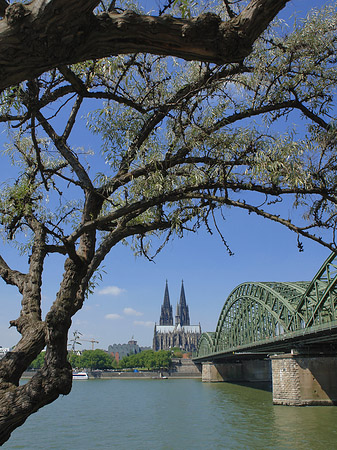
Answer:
[23,358,201,379]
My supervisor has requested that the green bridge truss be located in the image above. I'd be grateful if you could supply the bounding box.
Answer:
[196,252,337,359]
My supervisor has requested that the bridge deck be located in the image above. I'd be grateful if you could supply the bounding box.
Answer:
[195,252,337,361]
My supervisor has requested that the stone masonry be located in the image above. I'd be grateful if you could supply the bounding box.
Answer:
[271,354,337,406]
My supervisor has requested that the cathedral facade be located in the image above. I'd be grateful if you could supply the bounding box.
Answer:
[153,281,201,352]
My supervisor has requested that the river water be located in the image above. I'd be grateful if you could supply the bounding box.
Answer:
[3,379,337,449]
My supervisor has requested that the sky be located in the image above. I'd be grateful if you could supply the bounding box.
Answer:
[0,0,332,351]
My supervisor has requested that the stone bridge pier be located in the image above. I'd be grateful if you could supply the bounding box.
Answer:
[271,353,337,406]
[201,359,271,385]
[202,353,337,406]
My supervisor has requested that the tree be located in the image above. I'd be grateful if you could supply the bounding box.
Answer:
[29,351,45,370]
[0,0,336,444]
[155,350,171,370]
[0,0,289,90]
[67,352,82,369]
[79,350,115,370]
[171,348,183,358]
[119,350,171,370]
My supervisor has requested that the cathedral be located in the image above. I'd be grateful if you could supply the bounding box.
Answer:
[153,281,201,352]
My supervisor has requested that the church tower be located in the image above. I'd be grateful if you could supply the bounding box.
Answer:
[153,280,201,352]
[175,280,190,326]
[159,280,173,325]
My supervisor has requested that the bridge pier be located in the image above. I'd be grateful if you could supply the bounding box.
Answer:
[202,362,226,382]
[271,353,337,406]
[202,359,271,384]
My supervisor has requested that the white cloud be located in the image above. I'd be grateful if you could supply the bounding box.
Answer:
[105,313,122,320]
[98,286,126,296]
[134,320,154,327]
[123,307,143,317]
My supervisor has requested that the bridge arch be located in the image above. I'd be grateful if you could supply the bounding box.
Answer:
[195,252,337,359]
[296,252,337,327]
[196,332,215,357]
[213,281,307,352]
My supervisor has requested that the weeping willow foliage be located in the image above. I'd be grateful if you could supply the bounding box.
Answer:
[2,1,336,256]
[0,0,337,445]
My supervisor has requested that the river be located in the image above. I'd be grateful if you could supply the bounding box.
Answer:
[3,379,337,449]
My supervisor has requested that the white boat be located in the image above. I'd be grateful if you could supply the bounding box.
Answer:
[152,374,168,379]
[72,371,89,380]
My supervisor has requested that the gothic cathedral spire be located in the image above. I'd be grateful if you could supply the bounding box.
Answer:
[153,280,201,352]
[159,280,173,325]
[175,280,190,326]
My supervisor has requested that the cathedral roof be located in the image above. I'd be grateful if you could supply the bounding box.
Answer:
[155,325,201,334]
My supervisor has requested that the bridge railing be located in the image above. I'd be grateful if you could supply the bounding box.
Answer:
[195,252,337,359]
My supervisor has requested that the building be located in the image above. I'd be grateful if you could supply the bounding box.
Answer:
[153,281,201,352]
[0,347,10,359]
[108,338,150,364]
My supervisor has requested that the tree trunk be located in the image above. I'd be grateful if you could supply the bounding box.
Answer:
[0,364,72,445]
[0,258,86,445]
[0,0,289,90]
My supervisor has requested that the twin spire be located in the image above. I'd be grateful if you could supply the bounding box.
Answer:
[159,280,173,325]
[159,280,190,326]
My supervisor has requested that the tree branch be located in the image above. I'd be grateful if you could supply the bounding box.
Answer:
[0,255,26,292]
[0,0,289,90]
[82,217,174,287]
[116,64,247,174]
[187,193,337,251]
[35,110,94,191]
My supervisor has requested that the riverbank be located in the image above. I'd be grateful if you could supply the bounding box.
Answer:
[22,358,202,380]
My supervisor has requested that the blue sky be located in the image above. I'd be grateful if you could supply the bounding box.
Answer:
[0,0,332,350]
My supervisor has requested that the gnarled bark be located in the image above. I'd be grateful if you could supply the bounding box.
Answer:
[0,256,87,445]
[0,0,290,90]
[0,365,72,445]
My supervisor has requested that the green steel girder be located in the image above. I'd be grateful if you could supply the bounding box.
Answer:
[213,282,306,351]
[296,252,337,326]
[196,252,337,359]
[196,332,215,357]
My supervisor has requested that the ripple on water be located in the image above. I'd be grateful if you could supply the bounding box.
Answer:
[3,379,337,450]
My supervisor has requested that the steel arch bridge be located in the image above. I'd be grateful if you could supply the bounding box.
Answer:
[195,252,337,360]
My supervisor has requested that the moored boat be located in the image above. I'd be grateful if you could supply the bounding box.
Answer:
[73,371,89,380]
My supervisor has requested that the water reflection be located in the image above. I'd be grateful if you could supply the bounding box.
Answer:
[271,405,337,450]
[205,382,337,450]
[3,379,337,450]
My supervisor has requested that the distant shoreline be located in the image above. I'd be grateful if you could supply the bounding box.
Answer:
[22,358,202,380]
[22,370,201,380]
